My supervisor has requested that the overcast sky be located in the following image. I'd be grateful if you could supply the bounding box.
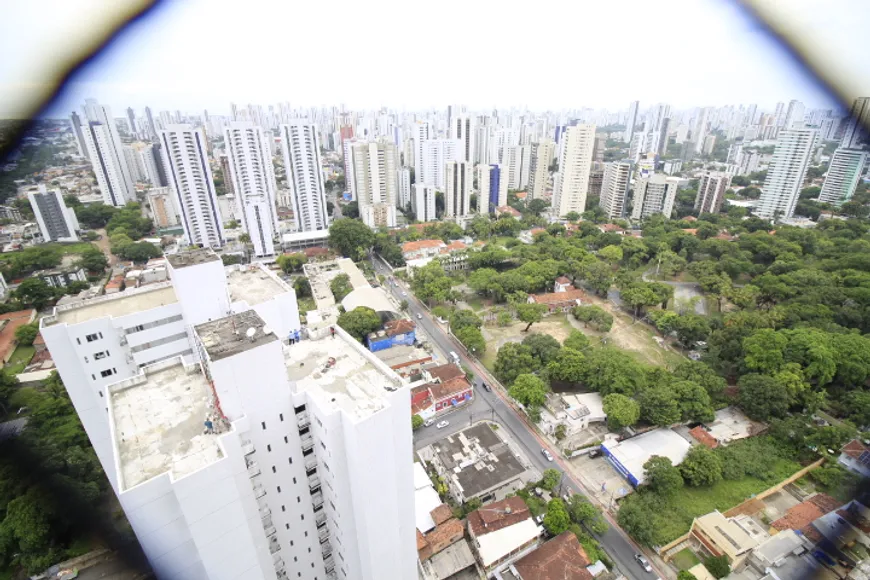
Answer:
[3,0,869,118]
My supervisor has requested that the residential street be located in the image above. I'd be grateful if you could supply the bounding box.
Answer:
[371,257,664,580]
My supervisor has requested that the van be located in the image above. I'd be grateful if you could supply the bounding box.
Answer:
[449,351,460,365]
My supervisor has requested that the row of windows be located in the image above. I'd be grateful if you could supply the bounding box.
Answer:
[78,331,104,345]
[123,314,183,336]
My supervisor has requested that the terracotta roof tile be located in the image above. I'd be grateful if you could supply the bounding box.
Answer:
[530,288,587,306]
[445,241,467,251]
[496,206,522,217]
[384,318,415,336]
[771,494,842,534]
[427,363,465,383]
[402,239,446,253]
[841,439,869,460]
[809,493,843,515]
[467,497,531,537]
[682,228,699,235]
[516,192,528,199]
[421,518,465,560]
[555,276,572,285]
[683,216,698,222]
[430,504,453,526]
[417,528,428,551]
[512,532,593,580]
[689,426,719,449]
[429,376,472,402]
[599,224,625,233]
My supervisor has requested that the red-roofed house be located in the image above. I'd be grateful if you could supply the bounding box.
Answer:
[509,531,593,580]
[598,224,626,234]
[554,276,573,292]
[409,363,473,420]
[496,206,522,218]
[689,426,719,449]
[402,239,446,260]
[771,493,842,537]
[839,439,870,478]
[467,497,541,574]
[515,191,528,200]
[528,288,587,313]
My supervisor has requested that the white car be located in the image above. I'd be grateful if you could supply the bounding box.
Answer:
[541,448,553,461]
[436,420,449,429]
[416,313,423,320]
[402,291,407,296]
[635,554,652,573]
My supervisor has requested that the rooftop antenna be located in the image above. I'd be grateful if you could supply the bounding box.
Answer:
[245,327,257,342]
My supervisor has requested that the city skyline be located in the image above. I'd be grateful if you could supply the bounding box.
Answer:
[4,0,869,118]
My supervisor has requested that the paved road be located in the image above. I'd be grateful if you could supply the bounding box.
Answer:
[371,257,662,580]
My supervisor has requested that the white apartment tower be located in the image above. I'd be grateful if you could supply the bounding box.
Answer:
[412,121,433,187]
[692,108,710,155]
[528,140,555,199]
[412,184,437,223]
[757,128,818,220]
[69,111,89,160]
[841,97,870,150]
[624,101,639,144]
[29,184,79,242]
[784,99,806,129]
[159,124,225,248]
[695,171,732,215]
[444,161,472,218]
[281,123,330,233]
[819,148,868,205]
[552,124,596,217]
[450,114,476,163]
[631,173,680,220]
[598,161,632,220]
[351,141,398,228]
[224,122,280,257]
[123,146,146,182]
[81,99,136,206]
[397,167,411,210]
[343,138,357,200]
[502,145,530,190]
[40,251,415,580]
[421,139,461,189]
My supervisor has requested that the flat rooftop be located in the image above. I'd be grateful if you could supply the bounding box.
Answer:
[283,333,401,419]
[431,423,526,498]
[196,310,277,362]
[603,428,691,485]
[336,257,370,289]
[110,361,223,491]
[166,248,220,268]
[227,266,289,306]
[375,344,433,368]
[48,283,178,326]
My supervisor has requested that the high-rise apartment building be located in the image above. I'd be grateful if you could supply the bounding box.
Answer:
[692,108,710,155]
[598,161,632,220]
[159,124,225,248]
[841,97,870,149]
[397,167,411,210]
[819,148,868,205]
[694,171,732,215]
[280,123,330,233]
[69,111,89,159]
[28,184,79,242]
[40,250,415,580]
[528,140,555,199]
[421,139,461,189]
[123,145,146,182]
[145,106,157,139]
[412,121,433,187]
[757,128,818,219]
[450,114,475,164]
[552,124,595,217]
[784,99,806,129]
[146,187,180,229]
[81,99,136,207]
[444,161,472,218]
[412,184,437,222]
[631,173,680,220]
[477,164,507,214]
[140,143,167,187]
[224,122,279,257]
[126,107,137,135]
[351,141,398,228]
[502,145,530,190]
[624,101,639,144]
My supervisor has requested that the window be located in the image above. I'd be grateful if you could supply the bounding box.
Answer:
[277,486,281,493]
[289,458,293,465]
[261,421,266,430]
[294,557,297,563]
[272,466,276,473]
[91,374,95,380]
[297,496,300,503]
[267,444,271,452]
[290,540,293,546]
[293,477,296,483]
[285,524,289,530]
[86,333,99,342]
[94,351,107,360]
[300,514,304,521]
[284,436,288,443]
[76,338,81,345]
[84,356,89,363]
[280,413,284,421]
[282,506,286,512]
[100,369,115,378]
[308,547,311,553]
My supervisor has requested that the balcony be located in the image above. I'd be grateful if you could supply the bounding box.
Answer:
[319,527,329,543]
[311,491,324,510]
[296,411,310,430]
[247,461,261,477]
[300,435,314,452]
[304,457,317,472]
[321,542,332,558]
[316,512,327,528]
[253,484,267,499]
[264,525,277,538]
[272,551,284,566]
[323,555,335,573]
[262,514,273,529]
[242,442,255,455]
[308,475,320,490]
[268,536,281,555]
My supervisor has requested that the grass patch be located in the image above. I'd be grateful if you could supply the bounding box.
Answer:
[672,547,701,570]
[3,345,35,374]
[517,490,548,518]
[0,241,96,261]
[297,297,316,313]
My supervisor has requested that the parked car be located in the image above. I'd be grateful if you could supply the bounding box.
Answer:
[588,449,602,459]
[635,554,652,572]
[424,419,434,427]
[541,448,553,461]
[436,421,449,429]
[481,382,491,392]
[401,291,407,296]
[416,313,423,320]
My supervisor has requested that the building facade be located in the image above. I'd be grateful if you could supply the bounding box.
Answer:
[28,185,79,242]
[450,114,475,164]
[631,173,680,220]
[81,99,137,207]
[224,122,279,258]
[552,124,595,217]
[352,141,398,228]
[695,171,732,215]
[159,124,225,248]
[528,140,554,200]
[444,161,472,218]
[412,184,437,223]
[147,187,180,229]
[841,97,870,149]
[756,128,818,220]
[281,123,330,233]
[819,148,868,205]
[598,161,632,220]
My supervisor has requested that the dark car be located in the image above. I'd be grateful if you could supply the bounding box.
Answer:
[480,382,491,392]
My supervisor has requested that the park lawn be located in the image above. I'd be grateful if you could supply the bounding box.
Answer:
[0,241,96,261]
[3,345,35,374]
[671,547,700,571]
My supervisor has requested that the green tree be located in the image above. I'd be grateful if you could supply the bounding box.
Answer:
[541,468,562,491]
[680,445,723,486]
[621,284,660,319]
[78,247,108,272]
[412,414,424,430]
[293,277,312,298]
[509,374,549,410]
[342,200,360,219]
[411,261,454,305]
[602,393,640,430]
[738,373,790,421]
[74,203,116,229]
[599,245,624,264]
[516,302,548,332]
[494,343,539,384]
[329,218,375,260]
[14,322,39,346]
[742,329,787,374]
[563,329,590,351]
[543,498,571,535]
[522,333,562,366]
[678,572,699,580]
[565,211,580,222]
[14,278,54,309]
[276,252,306,273]
[330,273,353,302]
[704,555,730,579]
[639,387,681,426]
[450,309,482,331]
[572,305,613,332]
[672,314,711,348]
[117,241,161,262]
[581,348,647,396]
[337,306,381,343]
[547,348,586,383]
[673,360,726,403]
[566,495,608,534]
[399,299,409,311]
[455,326,486,356]
[581,261,614,296]
[643,455,683,495]
[673,380,715,423]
